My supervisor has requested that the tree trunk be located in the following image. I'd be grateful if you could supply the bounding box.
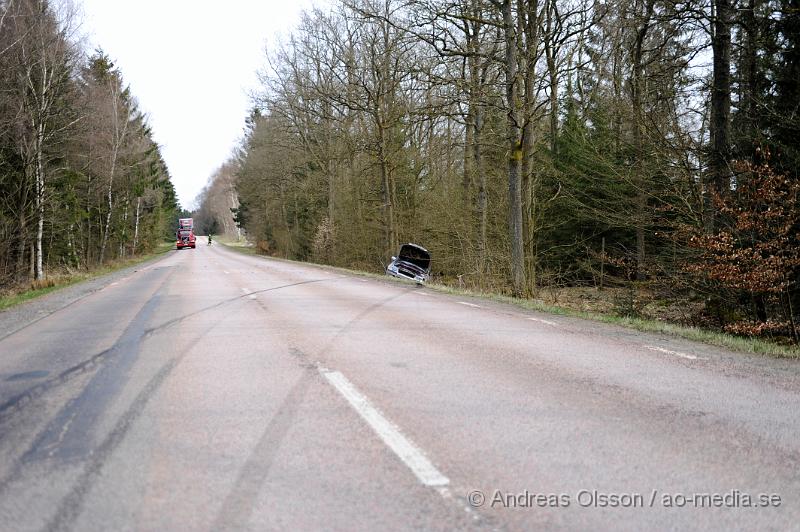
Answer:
[99,164,114,263]
[17,206,28,279]
[738,0,758,159]
[545,0,558,155]
[463,88,475,203]
[520,0,540,294]
[500,0,526,296]
[132,196,141,254]
[328,158,335,228]
[119,193,129,258]
[34,126,45,280]
[631,0,653,280]
[379,140,397,258]
[475,106,487,275]
[67,223,79,268]
[100,85,129,264]
[709,0,732,226]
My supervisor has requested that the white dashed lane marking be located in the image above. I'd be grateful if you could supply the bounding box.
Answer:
[319,367,449,488]
[239,287,257,299]
[458,302,481,308]
[527,317,558,326]
[643,345,700,360]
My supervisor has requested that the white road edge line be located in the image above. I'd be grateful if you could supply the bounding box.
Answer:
[527,317,557,326]
[458,301,481,308]
[319,368,450,488]
[643,345,698,360]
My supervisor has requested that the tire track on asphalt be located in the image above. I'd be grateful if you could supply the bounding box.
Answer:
[20,291,167,465]
[0,266,176,427]
[43,308,232,532]
[209,370,314,531]
[141,278,338,337]
[210,257,418,529]
[0,266,179,505]
[2,247,435,529]
[212,254,491,528]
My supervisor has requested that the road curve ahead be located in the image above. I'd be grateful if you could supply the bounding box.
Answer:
[0,243,798,531]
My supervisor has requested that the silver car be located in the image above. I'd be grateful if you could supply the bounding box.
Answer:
[386,243,431,284]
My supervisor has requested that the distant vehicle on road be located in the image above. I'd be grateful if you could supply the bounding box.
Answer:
[176,218,196,249]
[386,243,431,284]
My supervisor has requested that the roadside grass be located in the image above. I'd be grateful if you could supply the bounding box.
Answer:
[218,239,800,359]
[0,242,173,312]
[216,236,257,255]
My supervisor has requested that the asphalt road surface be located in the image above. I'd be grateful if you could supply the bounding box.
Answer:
[0,242,798,531]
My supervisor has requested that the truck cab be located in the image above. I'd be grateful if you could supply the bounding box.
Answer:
[176,228,196,249]
[176,218,196,249]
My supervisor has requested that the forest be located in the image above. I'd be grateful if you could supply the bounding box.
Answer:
[195,0,800,343]
[0,0,178,289]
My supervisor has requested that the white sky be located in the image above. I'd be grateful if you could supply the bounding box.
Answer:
[79,0,318,209]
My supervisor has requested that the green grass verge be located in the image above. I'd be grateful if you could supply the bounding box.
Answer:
[0,242,173,312]
[217,239,800,359]
[215,236,257,255]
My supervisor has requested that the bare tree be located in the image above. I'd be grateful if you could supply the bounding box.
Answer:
[11,0,79,279]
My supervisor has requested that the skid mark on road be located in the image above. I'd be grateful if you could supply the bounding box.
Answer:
[0,268,175,426]
[211,370,314,531]
[21,293,165,465]
[320,368,449,487]
[311,289,415,358]
[41,312,228,532]
[141,278,336,337]
[0,346,111,426]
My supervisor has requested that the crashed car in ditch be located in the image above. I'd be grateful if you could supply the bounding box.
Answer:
[386,243,431,284]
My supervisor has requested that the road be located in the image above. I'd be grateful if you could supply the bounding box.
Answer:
[0,242,798,531]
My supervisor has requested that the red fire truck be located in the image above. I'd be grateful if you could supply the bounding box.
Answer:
[176,218,196,249]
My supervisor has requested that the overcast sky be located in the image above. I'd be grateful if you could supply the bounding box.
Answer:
[79,0,318,209]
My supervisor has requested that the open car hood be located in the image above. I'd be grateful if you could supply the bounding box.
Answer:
[397,243,431,272]
[386,243,431,283]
